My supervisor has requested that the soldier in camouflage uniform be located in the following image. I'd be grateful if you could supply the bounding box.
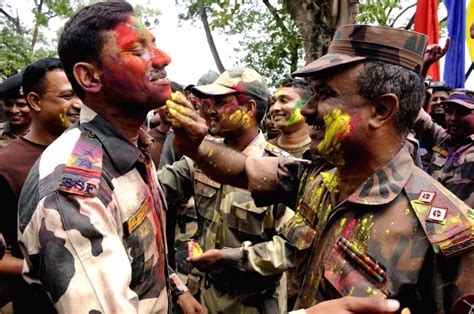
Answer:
[160,67,296,314]
[17,2,204,313]
[166,24,474,313]
[413,89,474,208]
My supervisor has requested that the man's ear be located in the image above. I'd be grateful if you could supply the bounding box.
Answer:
[245,98,257,116]
[73,62,102,94]
[26,92,41,112]
[369,93,399,129]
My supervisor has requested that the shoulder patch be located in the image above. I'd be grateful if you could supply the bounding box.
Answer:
[405,168,473,258]
[264,142,292,157]
[59,132,103,197]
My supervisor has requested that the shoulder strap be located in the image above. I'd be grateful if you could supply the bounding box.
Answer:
[264,142,292,157]
[405,168,473,258]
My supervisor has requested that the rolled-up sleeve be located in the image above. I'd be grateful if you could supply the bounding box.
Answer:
[246,156,302,209]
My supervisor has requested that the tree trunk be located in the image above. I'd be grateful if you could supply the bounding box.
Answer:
[199,2,225,73]
[31,0,44,52]
[284,0,358,62]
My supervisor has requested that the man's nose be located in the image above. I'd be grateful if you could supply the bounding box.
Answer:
[151,47,171,68]
[270,102,281,115]
[301,94,318,117]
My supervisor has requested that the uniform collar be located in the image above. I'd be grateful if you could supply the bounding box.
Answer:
[79,105,153,175]
[347,148,416,205]
[242,131,267,156]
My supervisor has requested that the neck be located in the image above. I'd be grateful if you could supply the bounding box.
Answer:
[23,121,58,146]
[10,123,30,137]
[335,139,402,204]
[225,126,259,152]
[278,122,310,147]
[89,99,147,142]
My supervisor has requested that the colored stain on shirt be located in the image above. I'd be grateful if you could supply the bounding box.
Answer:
[316,108,352,167]
[321,171,339,193]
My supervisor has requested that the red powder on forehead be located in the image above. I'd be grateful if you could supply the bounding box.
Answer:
[114,22,145,49]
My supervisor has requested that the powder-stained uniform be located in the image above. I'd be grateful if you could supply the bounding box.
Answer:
[414,107,473,208]
[159,133,296,313]
[244,147,474,313]
[18,106,185,313]
[269,22,473,312]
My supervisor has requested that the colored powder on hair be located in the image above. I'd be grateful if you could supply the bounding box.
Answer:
[316,108,352,167]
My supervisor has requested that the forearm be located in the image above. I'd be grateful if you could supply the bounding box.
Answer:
[0,253,23,275]
[187,139,248,189]
[412,109,446,151]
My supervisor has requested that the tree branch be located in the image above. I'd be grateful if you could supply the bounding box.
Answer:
[262,0,289,34]
[198,1,225,73]
[391,2,416,28]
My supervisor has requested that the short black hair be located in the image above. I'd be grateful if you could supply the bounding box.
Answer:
[58,1,134,99]
[277,77,313,100]
[357,60,425,136]
[22,57,63,97]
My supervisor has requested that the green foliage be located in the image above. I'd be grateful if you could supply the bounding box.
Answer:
[176,0,304,86]
[357,0,403,26]
[0,16,32,79]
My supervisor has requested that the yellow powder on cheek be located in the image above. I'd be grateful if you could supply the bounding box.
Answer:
[316,108,351,167]
[59,109,68,128]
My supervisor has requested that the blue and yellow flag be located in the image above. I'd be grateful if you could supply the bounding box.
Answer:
[444,0,466,88]
[467,0,474,61]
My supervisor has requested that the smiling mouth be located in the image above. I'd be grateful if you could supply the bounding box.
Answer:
[66,113,80,121]
[149,70,169,84]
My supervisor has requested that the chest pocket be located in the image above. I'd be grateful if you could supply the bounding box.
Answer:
[453,150,474,184]
[194,171,221,221]
[322,239,388,299]
[122,196,157,287]
[431,151,447,168]
[229,190,267,236]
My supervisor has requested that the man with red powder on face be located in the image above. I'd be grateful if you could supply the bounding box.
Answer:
[17,2,204,313]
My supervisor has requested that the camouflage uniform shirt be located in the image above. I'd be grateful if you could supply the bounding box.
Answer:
[245,148,474,313]
[414,109,474,207]
[18,106,182,313]
[159,133,296,311]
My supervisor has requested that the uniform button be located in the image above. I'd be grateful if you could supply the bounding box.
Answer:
[87,130,96,138]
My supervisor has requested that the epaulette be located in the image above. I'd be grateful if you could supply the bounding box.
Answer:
[58,130,103,197]
[264,142,292,157]
[405,168,473,258]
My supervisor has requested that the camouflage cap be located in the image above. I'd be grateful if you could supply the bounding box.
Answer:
[441,89,474,110]
[292,24,428,77]
[192,67,270,101]
[0,72,24,100]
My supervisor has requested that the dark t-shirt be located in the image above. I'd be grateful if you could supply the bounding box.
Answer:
[0,137,46,257]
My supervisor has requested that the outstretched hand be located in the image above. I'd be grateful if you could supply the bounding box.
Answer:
[166,91,209,156]
[187,241,222,271]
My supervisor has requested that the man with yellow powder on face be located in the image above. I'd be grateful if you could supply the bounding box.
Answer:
[166,25,474,313]
[268,77,313,159]
[158,67,297,313]
[0,57,81,313]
